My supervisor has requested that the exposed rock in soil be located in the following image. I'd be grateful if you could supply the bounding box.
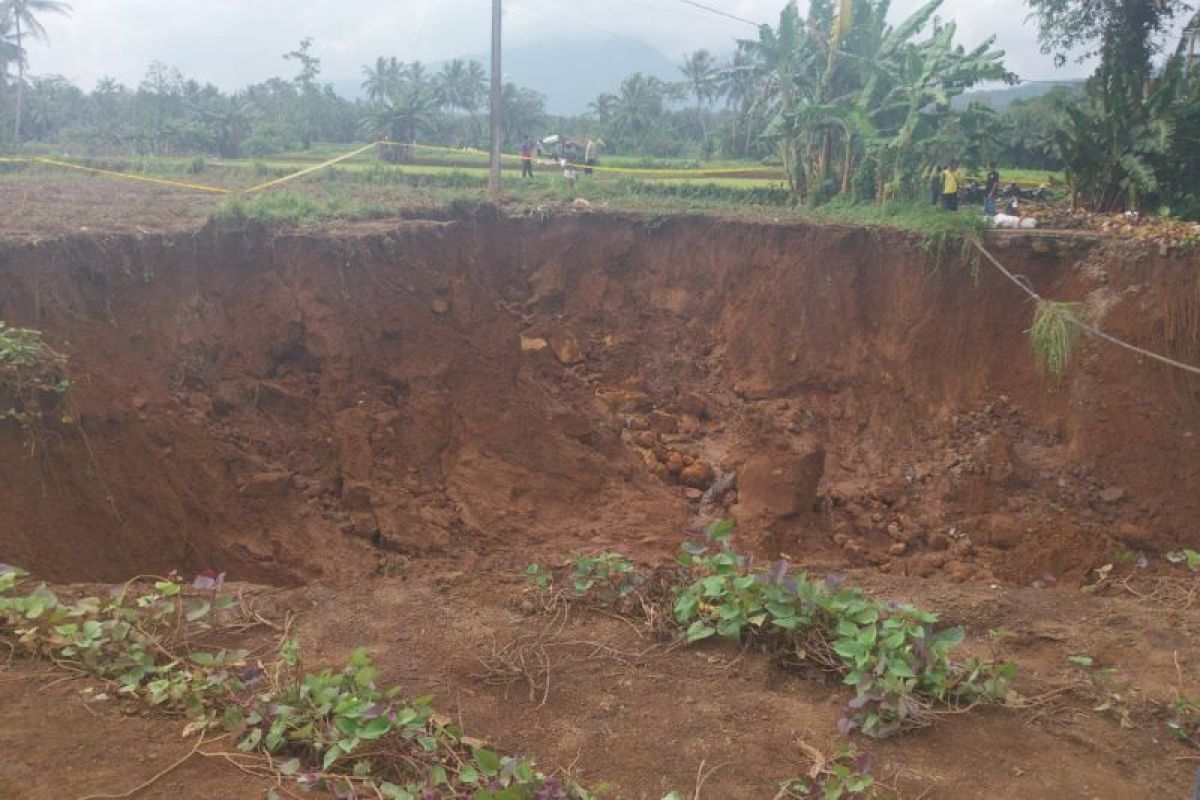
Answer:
[737,447,827,522]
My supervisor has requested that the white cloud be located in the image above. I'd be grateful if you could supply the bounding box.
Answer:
[22,0,1090,92]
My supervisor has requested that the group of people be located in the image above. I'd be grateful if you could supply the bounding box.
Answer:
[520,136,599,188]
[933,160,1002,213]
[932,161,1037,227]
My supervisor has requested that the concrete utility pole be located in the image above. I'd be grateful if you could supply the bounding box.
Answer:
[489,0,503,197]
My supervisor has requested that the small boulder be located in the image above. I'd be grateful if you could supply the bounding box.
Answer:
[548,330,584,365]
[341,482,374,512]
[737,447,826,520]
[599,389,652,413]
[680,460,715,490]
[631,430,658,449]
[648,410,680,434]
[241,471,292,498]
[188,392,213,415]
[943,560,975,583]
[520,335,549,352]
[430,298,450,315]
[675,392,709,419]
[1099,486,1127,504]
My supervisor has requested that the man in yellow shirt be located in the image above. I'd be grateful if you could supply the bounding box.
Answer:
[942,160,960,211]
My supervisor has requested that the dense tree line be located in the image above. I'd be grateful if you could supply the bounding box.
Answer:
[0,23,549,157]
[1027,0,1200,213]
[2,0,1196,213]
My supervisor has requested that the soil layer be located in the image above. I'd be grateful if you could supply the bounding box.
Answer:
[1,214,1199,798]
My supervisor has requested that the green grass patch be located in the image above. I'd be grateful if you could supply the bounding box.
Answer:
[1030,300,1083,376]
[211,191,393,226]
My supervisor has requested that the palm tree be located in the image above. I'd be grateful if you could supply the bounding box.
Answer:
[3,0,73,143]
[611,73,670,151]
[361,56,401,103]
[680,49,718,148]
[0,14,20,73]
[359,79,439,160]
[436,58,488,144]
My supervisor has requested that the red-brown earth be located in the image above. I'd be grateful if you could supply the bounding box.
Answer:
[1,212,1199,798]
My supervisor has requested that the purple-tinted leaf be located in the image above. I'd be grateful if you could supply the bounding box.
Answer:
[837,716,858,734]
[192,570,227,590]
[1041,573,1057,585]
[886,599,900,612]
[847,694,871,709]
[852,751,874,774]
[240,666,264,688]
[913,639,929,660]
[0,563,16,577]
[768,560,789,584]
[825,573,845,590]
[362,703,387,720]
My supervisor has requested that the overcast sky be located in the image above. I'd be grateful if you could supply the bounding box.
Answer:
[22,0,1090,92]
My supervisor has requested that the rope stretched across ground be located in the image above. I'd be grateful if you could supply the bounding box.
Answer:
[971,239,1200,378]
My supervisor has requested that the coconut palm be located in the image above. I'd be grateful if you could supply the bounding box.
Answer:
[0,14,20,72]
[359,80,439,150]
[361,56,401,103]
[2,0,73,143]
[436,58,488,142]
[680,49,718,147]
[609,73,672,151]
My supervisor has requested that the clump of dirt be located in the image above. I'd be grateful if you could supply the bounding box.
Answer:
[0,217,1198,587]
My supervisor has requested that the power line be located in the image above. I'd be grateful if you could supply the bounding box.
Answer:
[675,0,761,27]
[413,0,438,54]
[615,0,733,26]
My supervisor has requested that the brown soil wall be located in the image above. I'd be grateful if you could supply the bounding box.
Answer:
[1,216,1197,584]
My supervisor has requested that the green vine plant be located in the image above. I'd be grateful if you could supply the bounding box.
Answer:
[537,520,1018,739]
[1030,300,1083,376]
[0,321,70,427]
[0,564,595,800]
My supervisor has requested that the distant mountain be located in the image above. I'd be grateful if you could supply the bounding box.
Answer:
[954,79,1085,110]
[482,36,682,114]
[329,36,682,115]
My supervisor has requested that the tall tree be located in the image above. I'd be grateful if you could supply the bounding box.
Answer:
[2,0,72,143]
[361,56,401,103]
[284,37,321,91]
[680,49,718,148]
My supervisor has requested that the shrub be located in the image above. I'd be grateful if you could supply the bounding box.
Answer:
[0,565,595,799]
[0,321,69,426]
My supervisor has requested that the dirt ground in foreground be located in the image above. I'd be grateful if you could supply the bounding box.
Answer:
[1,210,1199,798]
[3,561,1198,799]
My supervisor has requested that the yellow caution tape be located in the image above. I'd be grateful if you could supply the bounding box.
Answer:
[33,156,230,193]
[9,139,779,197]
[378,141,778,177]
[241,143,378,194]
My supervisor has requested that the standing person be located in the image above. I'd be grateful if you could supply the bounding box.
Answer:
[520,140,534,179]
[984,162,1000,216]
[931,165,944,206]
[941,161,960,211]
[584,136,597,176]
[563,158,577,191]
